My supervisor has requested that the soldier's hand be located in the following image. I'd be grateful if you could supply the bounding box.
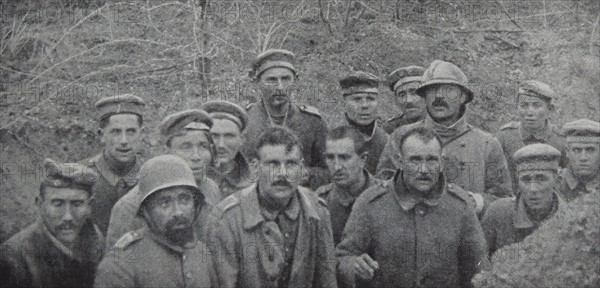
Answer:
[353,253,379,280]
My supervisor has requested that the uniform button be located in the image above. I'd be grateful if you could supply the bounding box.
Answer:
[460,142,466,147]
[285,233,289,238]
[417,208,425,216]
[182,255,187,261]
[186,273,192,279]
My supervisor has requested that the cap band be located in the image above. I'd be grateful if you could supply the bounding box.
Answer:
[255,61,297,79]
[209,112,243,129]
[566,136,600,144]
[516,160,559,173]
[342,87,379,97]
[393,76,421,92]
[184,122,211,131]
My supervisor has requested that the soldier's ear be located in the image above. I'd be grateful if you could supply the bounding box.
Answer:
[358,152,369,163]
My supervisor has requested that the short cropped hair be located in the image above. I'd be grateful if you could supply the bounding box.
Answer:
[398,127,442,155]
[327,126,367,155]
[255,126,302,158]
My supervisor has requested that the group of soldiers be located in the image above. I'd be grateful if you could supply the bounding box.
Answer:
[0,48,598,288]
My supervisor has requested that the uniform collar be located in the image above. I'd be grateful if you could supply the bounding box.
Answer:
[332,169,373,207]
[424,114,469,140]
[519,120,552,142]
[513,192,562,229]
[260,191,300,221]
[240,184,320,230]
[93,152,140,187]
[392,171,444,211]
[345,114,378,140]
[561,167,600,192]
[208,153,253,188]
[38,219,103,262]
[259,99,297,126]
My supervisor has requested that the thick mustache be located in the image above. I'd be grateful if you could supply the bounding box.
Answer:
[432,99,448,108]
[166,216,192,229]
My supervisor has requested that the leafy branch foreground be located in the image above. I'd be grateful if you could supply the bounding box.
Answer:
[473,192,600,288]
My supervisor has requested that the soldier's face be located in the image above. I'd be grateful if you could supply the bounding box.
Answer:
[395,82,425,121]
[401,135,442,195]
[169,130,213,180]
[518,96,551,131]
[344,92,379,126]
[256,145,303,207]
[142,186,196,246]
[518,170,556,212]
[424,84,467,122]
[37,187,91,245]
[210,118,243,166]
[100,114,142,165]
[258,68,295,108]
[567,142,600,179]
[325,138,366,188]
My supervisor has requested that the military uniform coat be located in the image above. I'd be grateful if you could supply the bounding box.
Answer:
[558,167,600,202]
[81,153,141,234]
[377,116,512,198]
[242,101,329,190]
[481,193,564,255]
[105,179,220,250]
[0,220,105,288]
[94,227,216,288]
[206,184,337,288]
[496,121,566,190]
[336,173,488,288]
[207,152,254,201]
[342,120,389,175]
[316,170,380,245]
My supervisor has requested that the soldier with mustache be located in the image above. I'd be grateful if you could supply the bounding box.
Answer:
[381,65,427,134]
[376,60,512,216]
[496,80,566,192]
[1,159,104,288]
[80,94,145,234]
[207,126,337,288]
[336,127,488,288]
[243,49,330,190]
[95,155,217,288]
[316,126,381,245]
[338,71,389,175]
[558,119,600,202]
[105,110,220,249]
[202,100,255,200]
[482,143,566,255]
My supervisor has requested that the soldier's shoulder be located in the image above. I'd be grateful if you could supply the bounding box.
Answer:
[298,104,322,119]
[79,154,101,168]
[1,223,38,249]
[113,228,144,250]
[384,113,404,123]
[245,102,256,111]
[213,192,242,218]
[485,197,515,217]
[445,183,471,204]
[315,183,334,197]
[361,180,392,204]
[499,121,520,131]
[391,120,424,137]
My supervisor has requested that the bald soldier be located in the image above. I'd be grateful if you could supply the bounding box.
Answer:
[1,160,104,288]
[377,60,512,213]
[202,100,254,200]
[80,94,145,234]
[243,49,329,190]
[105,110,220,249]
[338,71,389,174]
[95,155,217,288]
[482,144,566,255]
[381,65,427,134]
[496,80,566,191]
[559,119,600,202]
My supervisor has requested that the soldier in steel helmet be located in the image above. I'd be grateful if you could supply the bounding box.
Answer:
[94,155,216,288]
